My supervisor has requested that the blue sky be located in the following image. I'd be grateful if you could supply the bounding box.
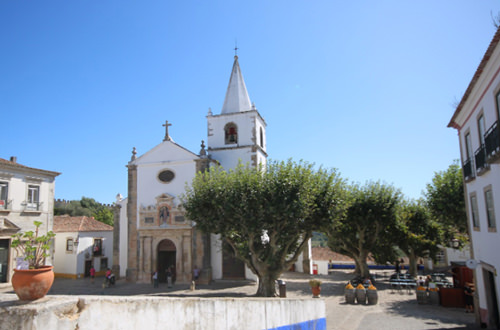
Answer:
[2,1,500,205]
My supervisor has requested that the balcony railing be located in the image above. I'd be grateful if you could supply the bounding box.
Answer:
[475,144,489,175]
[463,158,475,182]
[0,199,12,211]
[485,120,500,163]
[22,201,43,212]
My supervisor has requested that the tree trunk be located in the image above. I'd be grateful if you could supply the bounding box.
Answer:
[353,258,361,275]
[354,252,370,278]
[256,273,278,297]
[408,250,417,277]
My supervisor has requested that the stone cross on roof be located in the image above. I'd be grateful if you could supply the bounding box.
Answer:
[163,120,172,141]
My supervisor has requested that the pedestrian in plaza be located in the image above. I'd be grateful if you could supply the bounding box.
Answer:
[464,282,475,313]
[166,267,173,288]
[89,265,95,284]
[152,270,159,288]
[193,266,200,281]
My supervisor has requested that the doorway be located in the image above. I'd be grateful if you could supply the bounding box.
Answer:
[483,269,500,328]
[0,239,9,283]
[84,260,92,277]
[157,239,176,283]
[222,241,245,279]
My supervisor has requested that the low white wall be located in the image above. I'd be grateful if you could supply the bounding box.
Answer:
[0,295,326,330]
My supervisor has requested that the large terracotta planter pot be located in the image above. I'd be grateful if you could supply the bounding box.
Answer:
[12,266,54,300]
[311,286,321,298]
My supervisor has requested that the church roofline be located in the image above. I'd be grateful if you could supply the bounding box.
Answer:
[128,139,201,166]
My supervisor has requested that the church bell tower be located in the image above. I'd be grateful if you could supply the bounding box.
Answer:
[206,55,267,169]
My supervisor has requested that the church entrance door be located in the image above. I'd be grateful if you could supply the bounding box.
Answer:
[157,239,176,283]
[222,241,245,279]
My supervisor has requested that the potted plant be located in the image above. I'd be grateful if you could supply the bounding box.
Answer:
[309,279,322,298]
[10,221,56,300]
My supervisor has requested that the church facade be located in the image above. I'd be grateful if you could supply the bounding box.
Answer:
[113,56,269,283]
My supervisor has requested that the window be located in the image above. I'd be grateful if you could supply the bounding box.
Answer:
[465,133,473,160]
[0,182,7,209]
[478,114,485,145]
[27,185,40,210]
[496,90,500,119]
[485,187,496,229]
[224,123,238,144]
[470,193,480,229]
[100,258,108,270]
[259,127,264,148]
[93,238,103,256]
[158,170,175,183]
[66,239,74,252]
[435,250,446,265]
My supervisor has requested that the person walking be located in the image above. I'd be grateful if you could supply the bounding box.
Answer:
[152,270,159,288]
[464,282,475,313]
[193,266,200,282]
[89,265,95,284]
[166,267,173,288]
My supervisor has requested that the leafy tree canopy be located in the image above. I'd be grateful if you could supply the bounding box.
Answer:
[54,197,113,226]
[183,160,347,297]
[325,181,402,278]
[397,199,443,276]
[424,161,467,244]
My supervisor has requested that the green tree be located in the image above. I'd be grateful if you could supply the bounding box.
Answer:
[94,208,114,226]
[425,162,467,245]
[54,197,113,226]
[325,181,401,278]
[397,200,442,277]
[183,160,346,297]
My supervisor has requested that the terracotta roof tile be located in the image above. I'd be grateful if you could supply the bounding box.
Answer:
[0,157,60,177]
[54,215,113,233]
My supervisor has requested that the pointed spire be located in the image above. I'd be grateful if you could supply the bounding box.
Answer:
[221,56,252,114]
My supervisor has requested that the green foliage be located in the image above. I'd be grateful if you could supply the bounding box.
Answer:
[424,162,467,243]
[11,221,55,269]
[311,232,328,247]
[325,181,401,278]
[94,208,114,226]
[54,197,113,226]
[183,160,347,296]
[397,199,442,276]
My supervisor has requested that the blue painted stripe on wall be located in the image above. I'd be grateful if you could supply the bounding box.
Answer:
[265,317,327,330]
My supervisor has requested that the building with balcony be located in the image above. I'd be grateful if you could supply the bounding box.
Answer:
[0,156,60,283]
[448,27,500,328]
[53,215,113,279]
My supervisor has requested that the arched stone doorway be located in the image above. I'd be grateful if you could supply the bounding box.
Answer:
[157,239,176,283]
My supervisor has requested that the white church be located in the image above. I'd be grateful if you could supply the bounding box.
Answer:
[113,55,311,284]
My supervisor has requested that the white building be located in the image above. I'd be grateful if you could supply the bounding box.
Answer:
[448,27,500,328]
[0,156,60,283]
[114,55,313,284]
[53,215,113,279]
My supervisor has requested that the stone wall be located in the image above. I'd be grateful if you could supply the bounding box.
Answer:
[0,295,326,330]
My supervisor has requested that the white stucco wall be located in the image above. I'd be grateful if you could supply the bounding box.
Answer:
[53,231,113,277]
[0,296,326,330]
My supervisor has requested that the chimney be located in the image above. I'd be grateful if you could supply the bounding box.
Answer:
[10,156,17,163]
